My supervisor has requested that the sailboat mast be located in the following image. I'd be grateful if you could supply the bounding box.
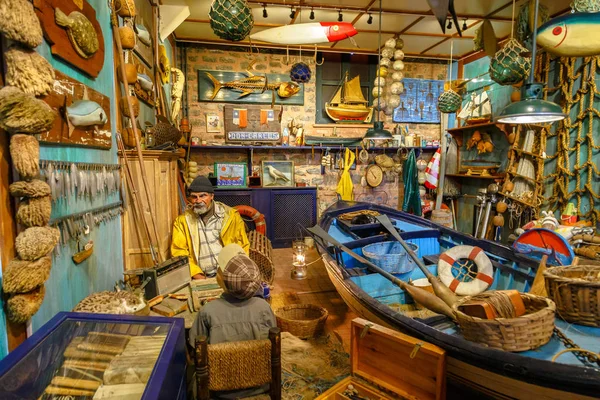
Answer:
[341,71,348,103]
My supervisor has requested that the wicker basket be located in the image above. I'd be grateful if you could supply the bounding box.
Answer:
[362,241,418,274]
[544,265,600,327]
[452,293,555,352]
[275,304,328,339]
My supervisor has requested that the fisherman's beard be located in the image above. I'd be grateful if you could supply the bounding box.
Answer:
[187,202,209,216]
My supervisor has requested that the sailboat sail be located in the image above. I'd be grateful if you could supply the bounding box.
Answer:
[325,72,373,122]
[458,91,492,120]
[342,76,368,104]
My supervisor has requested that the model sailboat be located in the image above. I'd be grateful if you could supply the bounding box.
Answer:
[458,90,492,125]
[325,72,373,123]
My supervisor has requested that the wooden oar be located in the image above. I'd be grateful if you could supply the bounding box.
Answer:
[375,214,459,307]
[307,225,456,319]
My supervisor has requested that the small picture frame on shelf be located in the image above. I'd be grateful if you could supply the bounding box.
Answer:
[262,160,294,187]
[214,162,247,187]
[206,113,222,133]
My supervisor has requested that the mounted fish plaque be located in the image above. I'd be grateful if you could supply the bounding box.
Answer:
[223,105,282,144]
[38,70,112,149]
[34,0,105,78]
[197,69,303,106]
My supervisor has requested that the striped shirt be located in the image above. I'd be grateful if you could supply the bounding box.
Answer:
[196,203,225,276]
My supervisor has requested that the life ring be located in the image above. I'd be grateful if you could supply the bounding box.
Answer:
[234,205,266,235]
[438,245,494,296]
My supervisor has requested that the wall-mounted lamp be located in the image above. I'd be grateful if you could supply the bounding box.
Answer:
[289,7,296,19]
[367,13,373,24]
[309,8,315,20]
[338,10,343,22]
[262,4,268,18]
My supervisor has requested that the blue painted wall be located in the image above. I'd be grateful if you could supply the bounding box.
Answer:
[31,0,123,332]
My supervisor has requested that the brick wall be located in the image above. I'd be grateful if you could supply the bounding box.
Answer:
[180,44,446,216]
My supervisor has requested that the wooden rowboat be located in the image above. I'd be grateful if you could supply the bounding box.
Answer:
[313,201,600,399]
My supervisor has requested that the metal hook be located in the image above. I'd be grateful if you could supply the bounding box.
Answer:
[314,44,324,66]
[284,46,291,66]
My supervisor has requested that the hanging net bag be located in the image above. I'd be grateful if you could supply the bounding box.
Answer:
[209,0,254,42]
[438,40,461,114]
[489,39,531,85]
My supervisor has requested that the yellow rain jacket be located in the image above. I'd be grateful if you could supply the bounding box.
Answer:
[171,202,249,277]
[336,148,355,201]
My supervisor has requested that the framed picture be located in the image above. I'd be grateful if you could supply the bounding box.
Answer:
[214,162,247,187]
[262,160,295,187]
[206,113,222,133]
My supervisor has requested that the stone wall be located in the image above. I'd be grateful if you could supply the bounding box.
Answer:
[179,44,446,216]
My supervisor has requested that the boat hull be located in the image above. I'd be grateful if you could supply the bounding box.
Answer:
[315,201,600,399]
[325,103,373,122]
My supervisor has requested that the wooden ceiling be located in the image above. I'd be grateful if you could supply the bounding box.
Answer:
[170,0,572,60]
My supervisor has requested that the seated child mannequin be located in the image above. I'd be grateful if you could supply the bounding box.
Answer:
[189,243,276,399]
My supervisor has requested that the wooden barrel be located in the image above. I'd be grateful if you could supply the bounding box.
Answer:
[431,209,453,228]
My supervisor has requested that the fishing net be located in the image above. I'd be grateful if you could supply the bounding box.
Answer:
[571,0,600,12]
[489,39,531,85]
[437,89,461,113]
[280,332,350,399]
[290,62,312,83]
[208,0,254,42]
[516,0,549,49]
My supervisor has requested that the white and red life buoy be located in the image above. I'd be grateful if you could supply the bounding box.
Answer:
[438,245,494,296]
[234,205,266,235]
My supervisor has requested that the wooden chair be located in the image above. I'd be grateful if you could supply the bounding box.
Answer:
[195,328,281,400]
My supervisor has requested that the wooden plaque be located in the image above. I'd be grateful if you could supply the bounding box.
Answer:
[224,105,282,144]
[34,0,105,78]
[38,70,112,149]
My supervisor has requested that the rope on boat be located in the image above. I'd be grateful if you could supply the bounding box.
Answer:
[551,348,600,363]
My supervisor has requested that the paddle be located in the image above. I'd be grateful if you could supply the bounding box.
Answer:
[307,225,456,319]
[375,214,459,307]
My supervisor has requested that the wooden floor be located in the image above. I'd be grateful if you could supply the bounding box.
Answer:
[270,246,356,352]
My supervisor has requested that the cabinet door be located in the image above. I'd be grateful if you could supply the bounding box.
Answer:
[122,156,179,270]
[269,189,316,248]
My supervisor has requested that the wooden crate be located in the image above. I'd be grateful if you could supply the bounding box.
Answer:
[248,230,274,284]
[317,318,446,400]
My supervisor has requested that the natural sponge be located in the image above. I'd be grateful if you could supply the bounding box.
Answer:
[6,285,46,324]
[10,179,51,198]
[0,0,43,48]
[16,196,51,227]
[10,134,39,180]
[2,256,51,294]
[15,226,60,261]
[5,45,55,96]
[0,86,56,133]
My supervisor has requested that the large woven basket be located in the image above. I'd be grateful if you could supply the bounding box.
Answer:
[453,293,555,352]
[275,304,328,339]
[544,265,600,327]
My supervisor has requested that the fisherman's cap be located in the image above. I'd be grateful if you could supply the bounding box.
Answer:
[188,176,214,195]
[217,244,261,300]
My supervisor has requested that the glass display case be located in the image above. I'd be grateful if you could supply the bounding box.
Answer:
[0,312,186,400]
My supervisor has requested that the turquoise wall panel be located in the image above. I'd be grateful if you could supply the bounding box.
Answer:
[0,260,7,358]
[30,0,124,331]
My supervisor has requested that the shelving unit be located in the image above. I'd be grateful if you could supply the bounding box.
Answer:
[445,173,506,180]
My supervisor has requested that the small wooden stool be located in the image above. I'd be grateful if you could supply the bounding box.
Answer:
[248,230,274,284]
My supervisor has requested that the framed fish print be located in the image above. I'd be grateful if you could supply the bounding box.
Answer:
[262,160,294,187]
[214,162,247,187]
[392,78,444,124]
[197,70,304,106]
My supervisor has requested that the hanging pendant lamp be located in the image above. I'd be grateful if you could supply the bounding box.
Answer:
[496,0,565,124]
[364,0,393,140]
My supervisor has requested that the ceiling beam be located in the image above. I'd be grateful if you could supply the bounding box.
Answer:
[175,36,451,59]
[245,1,514,22]
[420,0,515,55]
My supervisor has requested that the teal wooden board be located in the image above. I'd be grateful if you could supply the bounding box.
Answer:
[26,0,125,333]
[197,70,304,105]
[463,57,512,120]
[0,266,7,358]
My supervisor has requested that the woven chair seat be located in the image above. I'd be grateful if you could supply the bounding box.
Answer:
[208,340,272,391]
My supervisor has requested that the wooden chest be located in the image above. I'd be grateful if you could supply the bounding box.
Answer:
[317,318,446,400]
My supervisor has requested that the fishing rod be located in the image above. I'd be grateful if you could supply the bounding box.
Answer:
[307,225,455,319]
[375,214,458,307]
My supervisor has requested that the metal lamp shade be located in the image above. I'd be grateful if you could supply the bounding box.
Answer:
[496,83,565,124]
[364,121,393,140]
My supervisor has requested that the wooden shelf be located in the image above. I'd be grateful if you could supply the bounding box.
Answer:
[312,123,383,128]
[446,173,506,180]
[499,191,535,207]
[447,122,506,133]
[187,144,439,152]
[507,171,538,183]
[512,148,545,159]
